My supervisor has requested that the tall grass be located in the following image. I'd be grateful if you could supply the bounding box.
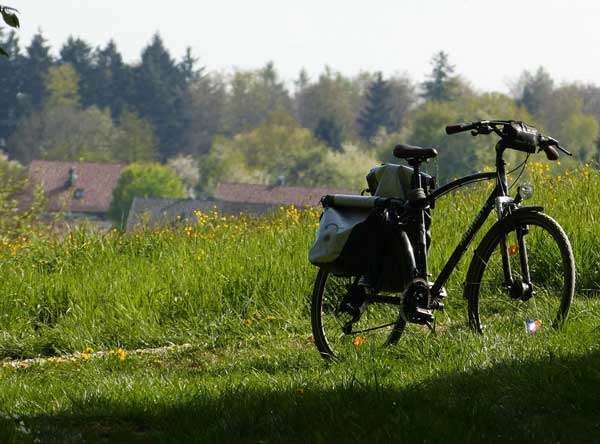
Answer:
[0,164,599,359]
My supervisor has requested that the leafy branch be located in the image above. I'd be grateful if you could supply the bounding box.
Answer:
[0,5,20,57]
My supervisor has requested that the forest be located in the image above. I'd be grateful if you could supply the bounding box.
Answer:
[1,30,600,192]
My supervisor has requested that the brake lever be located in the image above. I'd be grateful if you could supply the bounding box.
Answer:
[556,144,572,156]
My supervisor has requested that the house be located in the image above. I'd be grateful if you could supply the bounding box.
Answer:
[28,160,125,221]
[214,182,356,208]
[125,183,357,230]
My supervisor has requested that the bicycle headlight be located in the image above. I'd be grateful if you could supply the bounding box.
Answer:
[518,183,534,200]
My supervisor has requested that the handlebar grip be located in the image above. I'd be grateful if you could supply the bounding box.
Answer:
[543,146,559,161]
[445,122,475,135]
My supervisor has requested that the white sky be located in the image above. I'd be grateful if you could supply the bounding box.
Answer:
[10,0,600,93]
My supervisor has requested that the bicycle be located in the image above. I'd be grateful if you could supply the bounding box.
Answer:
[310,120,576,360]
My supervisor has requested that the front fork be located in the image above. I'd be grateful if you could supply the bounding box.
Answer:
[497,198,533,301]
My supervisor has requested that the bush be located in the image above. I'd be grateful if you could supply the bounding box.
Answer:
[109,162,185,227]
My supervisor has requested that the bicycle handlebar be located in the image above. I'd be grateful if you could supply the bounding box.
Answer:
[445,120,572,160]
[445,122,478,135]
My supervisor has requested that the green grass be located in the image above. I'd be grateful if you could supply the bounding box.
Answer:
[1,164,599,442]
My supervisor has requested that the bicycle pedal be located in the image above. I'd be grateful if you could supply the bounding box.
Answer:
[428,282,447,299]
[413,307,434,324]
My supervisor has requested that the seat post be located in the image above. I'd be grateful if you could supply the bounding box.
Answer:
[407,158,423,189]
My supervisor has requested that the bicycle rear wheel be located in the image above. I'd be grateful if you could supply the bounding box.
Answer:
[311,269,406,360]
[465,212,575,335]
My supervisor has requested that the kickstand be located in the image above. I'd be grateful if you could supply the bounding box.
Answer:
[426,317,437,335]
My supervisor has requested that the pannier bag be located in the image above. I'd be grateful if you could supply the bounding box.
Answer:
[309,164,418,269]
[308,204,371,272]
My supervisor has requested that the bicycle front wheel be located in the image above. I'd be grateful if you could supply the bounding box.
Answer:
[311,269,406,360]
[465,211,575,335]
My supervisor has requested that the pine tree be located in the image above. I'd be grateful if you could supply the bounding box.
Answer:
[59,36,95,107]
[92,39,132,118]
[315,117,343,150]
[131,33,185,160]
[357,72,392,142]
[21,31,53,109]
[0,29,23,145]
[421,51,457,102]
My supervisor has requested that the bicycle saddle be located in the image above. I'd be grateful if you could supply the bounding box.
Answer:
[393,144,438,160]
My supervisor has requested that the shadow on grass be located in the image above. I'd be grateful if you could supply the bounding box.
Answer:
[25,350,600,444]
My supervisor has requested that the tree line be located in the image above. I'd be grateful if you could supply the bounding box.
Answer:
[1,30,599,191]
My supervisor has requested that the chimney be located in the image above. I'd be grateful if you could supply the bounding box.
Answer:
[66,167,78,187]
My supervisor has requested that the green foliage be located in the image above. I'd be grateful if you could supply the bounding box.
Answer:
[109,162,185,225]
[112,109,158,163]
[408,93,535,179]
[296,67,362,143]
[224,62,292,135]
[421,51,465,102]
[515,67,554,118]
[202,112,329,188]
[0,4,19,57]
[9,104,120,163]
[45,64,81,109]
[357,72,393,142]
[314,117,343,150]
[0,152,45,239]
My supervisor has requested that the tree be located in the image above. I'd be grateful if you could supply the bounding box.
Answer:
[515,67,554,118]
[314,117,343,150]
[295,67,362,144]
[59,36,95,107]
[201,112,330,189]
[357,72,393,142]
[112,109,158,163]
[45,63,80,109]
[21,31,54,109]
[109,162,186,226]
[9,65,121,163]
[0,29,23,143]
[91,40,132,118]
[167,154,199,198]
[408,93,535,179]
[540,85,599,162]
[421,51,463,102]
[131,33,186,159]
[387,75,417,133]
[223,62,292,135]
[179,73,226,156]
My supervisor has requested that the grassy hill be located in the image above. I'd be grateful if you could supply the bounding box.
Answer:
[1,162,599,443]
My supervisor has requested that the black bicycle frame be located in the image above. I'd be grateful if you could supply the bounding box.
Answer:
[409,143,512,300]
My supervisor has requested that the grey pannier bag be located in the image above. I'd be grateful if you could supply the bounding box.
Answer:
[308,163,429,290]
[366,163,415,199]
[308,196,376,274]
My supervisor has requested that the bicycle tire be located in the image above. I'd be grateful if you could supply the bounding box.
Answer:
[311,268,406,361]
[465,211,575,335]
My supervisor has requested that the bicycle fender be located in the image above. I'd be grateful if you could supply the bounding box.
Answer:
[511,205,544,215]
[478,206,544,249]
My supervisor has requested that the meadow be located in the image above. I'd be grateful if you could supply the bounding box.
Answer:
[1,162,599,443]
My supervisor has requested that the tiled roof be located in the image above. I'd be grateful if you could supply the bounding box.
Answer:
[126,197,278,230]
[28,160,125,214]
[214,182,357,207]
